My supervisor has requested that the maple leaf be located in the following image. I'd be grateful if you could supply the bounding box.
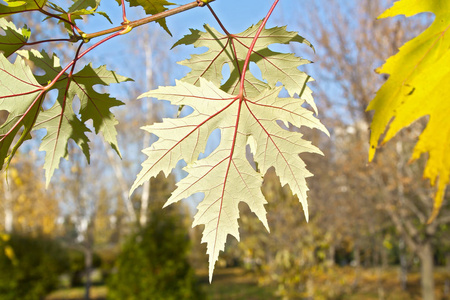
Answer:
[45,0,112,33]
[117,0,174,34]
[173,21,317,112]
[367,0,450,221]
[0,54,44,169]
[1,49,131,184]
[68,0,101,13]
[73,64,130,157]
[34,99,91,185]
[0,18,31,57]
[131,78,328,281]
[0,0,47,16]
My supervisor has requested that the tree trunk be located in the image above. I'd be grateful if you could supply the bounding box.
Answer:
[399,238,408,290]
[373,246,385,300]
[305,275,314,300]
[84,246,92,300]
[84,218,95,300]
[353,245,361,267]
[352,244,361,288]
[139,29,154,228]
[326,244,335,267]
[105,147,137,223]
[444,253,450,297]
[418,241,435,300]
[381,244,388,268]
[2,177,13,233]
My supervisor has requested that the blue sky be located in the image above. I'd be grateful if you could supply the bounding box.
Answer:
[87,0,312,76]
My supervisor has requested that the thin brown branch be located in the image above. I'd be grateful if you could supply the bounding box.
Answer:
[83,0,215,41]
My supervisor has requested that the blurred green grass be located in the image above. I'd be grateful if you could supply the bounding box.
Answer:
[46,286,107,300]
[198,267,279,300]
[45,266,450,300]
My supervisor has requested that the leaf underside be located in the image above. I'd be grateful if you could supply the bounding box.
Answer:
[173,20,317,112]
[367,0,450,221]
[132,22,328,281]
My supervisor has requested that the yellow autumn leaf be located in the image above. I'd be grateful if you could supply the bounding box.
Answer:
[0,233,10,242]
[367,0,450,222]
[4,245,15,262]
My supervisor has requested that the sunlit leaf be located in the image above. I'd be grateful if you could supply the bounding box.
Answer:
[131,78,328,281]
[368,0,450,221]
[117,0,174,35]
[12,50,130,184]
[0,18,31,57]
[35,100,91,186]
[45,0,112,34]
[173,21,317,112]
[0,0,47,16]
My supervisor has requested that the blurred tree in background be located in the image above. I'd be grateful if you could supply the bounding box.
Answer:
[0,155,58,235]
[107,173,205,300]
[0,234,68,300]
[299,1,450,299]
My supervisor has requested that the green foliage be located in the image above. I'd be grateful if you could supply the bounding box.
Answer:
[0,234,68,300]
[368,0,450,221]
[107,206,205,300]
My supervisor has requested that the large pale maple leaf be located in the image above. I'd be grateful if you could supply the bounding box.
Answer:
[131,77,328,280]
[368,0,450,221]
[131,17,328,280]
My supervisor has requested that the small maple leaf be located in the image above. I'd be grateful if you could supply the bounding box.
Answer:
[173,20,317,112]
[0,49,131,184]
[368,0,450,221]
[131,78,328,281]
[117,0,174,34]
[45,0,113,32]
